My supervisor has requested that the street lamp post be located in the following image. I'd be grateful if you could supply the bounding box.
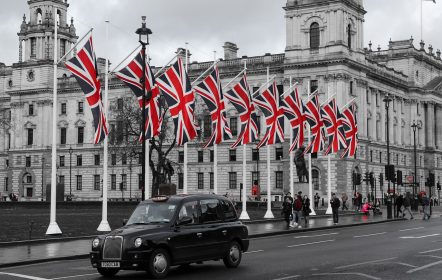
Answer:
[136,16,152,201]
[41,156,45,201]
[68,146,73,198]
[383,93,393,219]
[411,121,418,197]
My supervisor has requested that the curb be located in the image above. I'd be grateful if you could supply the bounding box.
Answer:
[0,218,404,268]
[242,212,363,224]
[0,235,96,247]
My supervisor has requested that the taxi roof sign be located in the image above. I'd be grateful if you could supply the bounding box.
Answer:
[151,196,169,202]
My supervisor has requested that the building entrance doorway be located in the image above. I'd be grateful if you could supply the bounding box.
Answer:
[26,187,33,197]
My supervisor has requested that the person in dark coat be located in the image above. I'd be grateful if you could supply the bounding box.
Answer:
[281,193,293,229]
[330,193,341,225]
[396,194,404,217]
[302,195,311,227]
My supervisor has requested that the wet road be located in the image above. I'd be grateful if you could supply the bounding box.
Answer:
[1,215,442,279]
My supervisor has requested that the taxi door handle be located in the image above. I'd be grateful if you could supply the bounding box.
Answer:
[222,230,227,235]
[196,233,203,238]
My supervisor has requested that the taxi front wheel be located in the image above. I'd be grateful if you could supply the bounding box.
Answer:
[223,241,242,268]
[147,248,170,279]
[96,267,119,277]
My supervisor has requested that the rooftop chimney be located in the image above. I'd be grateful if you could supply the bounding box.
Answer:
[223,42,239,60]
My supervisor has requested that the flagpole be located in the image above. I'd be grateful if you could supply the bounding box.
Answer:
[213,51,218,195]
[289,77,294,198]
[421,0,423,42]
[56,28,93,65]
[109,44,141,74]
[154,51,182,79]
[307,81,316,216]
[264,66,274,219]
[326,89,333,215]
[191,60,219,87]
[46,7,62,235]
[239,60,250,220]
[184,42,189,194]
[252,75,277,98]
[97,20,111,232]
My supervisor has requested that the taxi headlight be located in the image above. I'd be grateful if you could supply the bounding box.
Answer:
[134,238,143,248]
[92,238,100,248]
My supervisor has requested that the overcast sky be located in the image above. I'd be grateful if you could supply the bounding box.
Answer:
[1,0,441,67]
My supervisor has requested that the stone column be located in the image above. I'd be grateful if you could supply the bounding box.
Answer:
[425,102,435,149]
[436,104,442,150]
[18,39,23,62]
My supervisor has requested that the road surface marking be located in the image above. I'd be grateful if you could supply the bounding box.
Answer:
[272,275,300,280]
[294,232,338,239]
[406,260,442,273]
[52,273,99,279]
[244,250,264,254]
[419,248,442,254]
[395,262,417,268]
[0,272,49,280]
[287,239,335,248]
[335,257,397,269]
[419,255,442,259]
[353,232,387,238]
[312,273,380,280]
[399,227,424,232]
[400,233,440,239]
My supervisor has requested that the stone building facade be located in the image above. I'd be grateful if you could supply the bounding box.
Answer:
[1,0,442,201]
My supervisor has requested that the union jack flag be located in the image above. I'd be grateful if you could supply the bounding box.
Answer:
[156,57,197,146]
[283,87,305,152]
[340,103,358,158]
[224,74,259,148]
[65,35,108,144]
[115,50,162,141]
[321,98,347,155]
[303,94,325,154]
[254,81,285,148]
[194,66,232,148]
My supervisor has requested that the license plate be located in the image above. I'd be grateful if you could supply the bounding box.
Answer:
[101,261,120,268]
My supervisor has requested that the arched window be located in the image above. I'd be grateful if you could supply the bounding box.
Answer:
[347,24,352,49]
[57,10,61,26]
[36,8,42,24]
[310,22,320,49]
[312,169,320,190]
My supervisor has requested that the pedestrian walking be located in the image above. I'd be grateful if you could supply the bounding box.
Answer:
[422,193,431,220]
[292,192,303,228]
[396,194,404,218]
[358,192,363,211]
[341,192,349,211]
[282,193,293,229]
[330,193,340,225]
[314,193,320,209]
[403,192,414,219]
[302,195,311,227]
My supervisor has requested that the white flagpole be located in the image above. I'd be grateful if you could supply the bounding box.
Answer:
[213,50,218,195]
[184,42,189,194]
[308,81,316,216]
[421,0,423,42]
[239,60,250,220]
[97,21,111,232]
[326,90,333,215]
[145,44,151,199]
[289,77,294,197]
[46,7,62,235]
[264,66,274,219]
[222,68,247,91]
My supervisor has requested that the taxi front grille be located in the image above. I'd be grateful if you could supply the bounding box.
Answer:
[103,236,123,260]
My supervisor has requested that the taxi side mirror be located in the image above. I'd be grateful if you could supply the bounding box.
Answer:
[122,218,128,226]
[176,216,193,226]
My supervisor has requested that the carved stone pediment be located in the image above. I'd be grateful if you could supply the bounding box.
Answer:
[74,119,86,127]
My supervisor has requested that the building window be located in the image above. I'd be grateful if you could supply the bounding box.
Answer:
[229,172,237,189]
[230,117,238,136]
[312,169,320,190]
[252,171,260,186]
[275,171,283,189]
[117,98,123,110]
[310,80,318,94]
[4,177,9,192]
[5,159,9,168]
[27,128,33,146]
[417,103,420,115]
[121,174,127,190]
[370,150,373,162]
[203,115,211,138]
[252,149,260,161]
[59,175,65,186]
[111,174,116,190]
[310,22,320,49]
[94,154,100,166]
[26,174,32,184]
[210,150,214,162]
[29,104,34,116]
[349,81,354,95]
[78,101,84,113]
[60,127,67,145]
[59,156,65,167]
[178,173,184,189]
[77,127,84,144]
[25,156,31,167]
[94,175,100,190]
[76,175,82,190]
[178,151,184,163]
[198,173,204,189]
[30,38,36,58]
[110,124,116,145]
[229,149,236,161]
[275,147,283,160]
[138,174,143,190]
[61,103,67,115]
[111,154,116,165]
[347,24,352,49]
[209,172,214,190]
[77,155,82,166]
[198,151,204,163]
[60,39,66,56]
[122,153,127,165]
[379,152,382,164]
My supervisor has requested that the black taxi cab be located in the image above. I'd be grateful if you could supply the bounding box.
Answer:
[90,194,249,279]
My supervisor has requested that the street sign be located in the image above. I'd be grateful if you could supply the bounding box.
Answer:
[406,175,413,184]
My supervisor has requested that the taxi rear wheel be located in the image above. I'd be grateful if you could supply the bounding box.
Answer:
[96,267,119,277]
[223,241,242,268]
[147,248,170,279]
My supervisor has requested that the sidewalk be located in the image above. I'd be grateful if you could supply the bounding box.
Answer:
[0,209,408,268]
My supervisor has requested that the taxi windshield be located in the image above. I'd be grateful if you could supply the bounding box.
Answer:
[127,202,177,225]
